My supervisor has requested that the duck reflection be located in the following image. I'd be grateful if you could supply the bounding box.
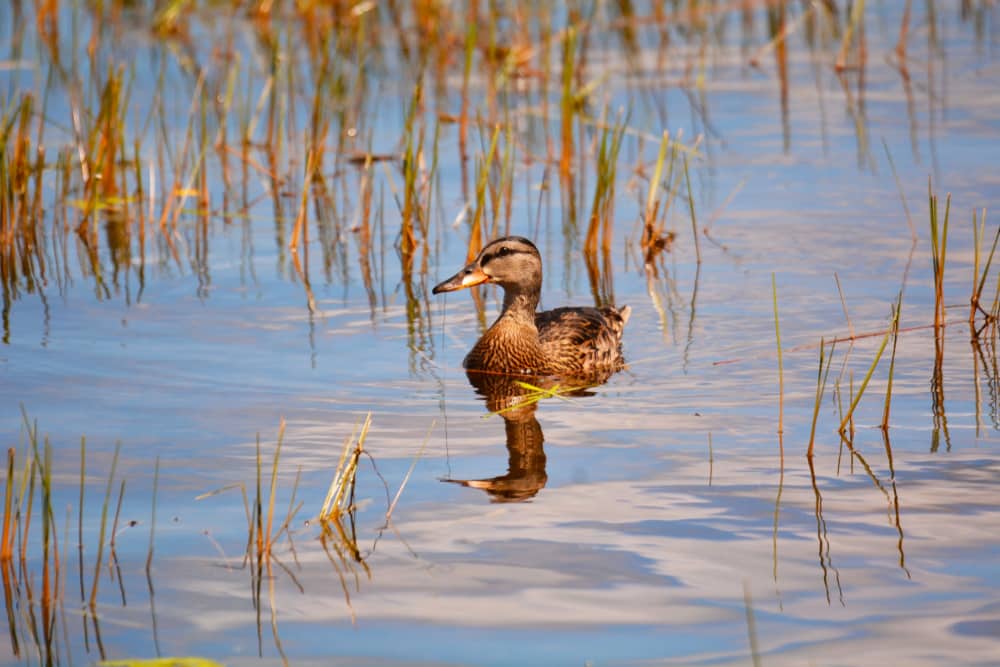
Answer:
[443,371,550,502]
[443,368,611,503]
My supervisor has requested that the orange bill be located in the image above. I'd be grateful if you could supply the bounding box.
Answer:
[432,264,490,294]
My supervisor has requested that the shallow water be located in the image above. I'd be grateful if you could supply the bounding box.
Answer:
[2,3,1000,666]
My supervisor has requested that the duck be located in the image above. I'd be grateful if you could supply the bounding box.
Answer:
[432,236,630,379]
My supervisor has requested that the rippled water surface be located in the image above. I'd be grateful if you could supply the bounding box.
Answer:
[2,2,1000,666]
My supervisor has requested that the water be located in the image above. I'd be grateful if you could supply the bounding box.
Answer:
[2,2,1000,665]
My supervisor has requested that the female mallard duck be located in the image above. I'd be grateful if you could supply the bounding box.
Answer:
[432,236,630,379]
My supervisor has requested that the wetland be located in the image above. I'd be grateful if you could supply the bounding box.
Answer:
[2,1,1000,665]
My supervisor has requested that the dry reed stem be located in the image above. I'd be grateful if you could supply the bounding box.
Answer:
[320,413,371,521]
[1,449,13,561]
[835,0,867,72]
[262,418,287,555]
[749,2,815,69]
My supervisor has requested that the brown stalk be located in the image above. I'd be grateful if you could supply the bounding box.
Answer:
[1,449,13,561]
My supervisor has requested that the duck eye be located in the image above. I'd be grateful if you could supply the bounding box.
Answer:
[498,246,511,256]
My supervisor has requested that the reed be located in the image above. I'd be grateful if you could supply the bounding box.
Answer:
[459,1,477,179]
[109,478,125,555]
[1,449,12,561]
[835,0,867,72]
[848,371,856,445]
[837,315,894,437]
[483,380,578,419]
[37,436,55,651]
[559,25,577,179]
[497,113,515,237]
[400,80,426,264]
[895,0,913,69]
[19,409,39,565]
[467,123,501,264]
[970,208,995,328]
[928,184,951,331]
[320,413,371,522]
[882,294,903,430]
[152,0,192,34]
[89,441,121,608]
[262,419,287,556]
[807,338,836,458]
[641,130,671,257]
[683,155,702,265]
[583,108,628,305]
[77,436,85,602]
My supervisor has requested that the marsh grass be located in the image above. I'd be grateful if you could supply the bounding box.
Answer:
[928,184,951,332]
[881,294,904,431]
[89,441,121,609]
[0,413,144,662]
[837,311,894,441]
[970,208,996,331]
[253,419,298,559]
[807,338,836,458]
[1,449,13,562]
[319,413,370,522]
[835,0,867,72]
[683,155,701,265]
[3,0,955,342]
[927,185,954,450]
[640,130,675,264]
[583,110,627,307]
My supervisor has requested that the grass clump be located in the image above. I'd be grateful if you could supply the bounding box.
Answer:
[319,412,370,522]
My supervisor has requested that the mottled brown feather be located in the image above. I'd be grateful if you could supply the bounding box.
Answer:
[536,305,630,378]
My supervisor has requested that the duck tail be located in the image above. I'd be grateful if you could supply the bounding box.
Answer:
[618,305,632,326]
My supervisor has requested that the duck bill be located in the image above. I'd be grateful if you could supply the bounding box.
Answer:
[432,263,490,294]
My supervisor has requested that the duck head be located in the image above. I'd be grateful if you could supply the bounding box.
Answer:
[432,236,542,295]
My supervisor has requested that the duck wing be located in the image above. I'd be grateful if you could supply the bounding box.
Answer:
[536,305,630,378]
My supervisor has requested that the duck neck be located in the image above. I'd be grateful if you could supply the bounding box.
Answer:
[499,286,540,326]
